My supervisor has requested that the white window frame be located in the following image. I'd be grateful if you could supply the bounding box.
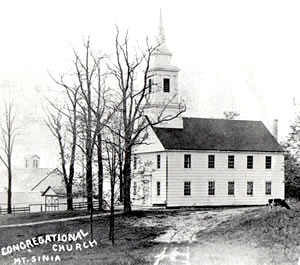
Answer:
[265,156,272,169]
[184,181,191,196]
[163,78,170,93]
[265,181,272,195]
[228,181,235,195]
[247,181,253,196]
[228,155,234,169]
[184,154,191,168]
[208,155,215,168]
[157,181,161,196]
[208,181,215,195]
[247,156,253,169]
[148,79,152,93]
[157,154,161,169]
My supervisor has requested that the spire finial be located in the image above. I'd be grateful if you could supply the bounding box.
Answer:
[158,8,166,43]
[156,8,171,55]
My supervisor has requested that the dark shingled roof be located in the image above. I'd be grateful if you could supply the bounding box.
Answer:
[152,117,283,152]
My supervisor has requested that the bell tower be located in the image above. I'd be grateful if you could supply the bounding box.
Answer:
[147,10,183,128]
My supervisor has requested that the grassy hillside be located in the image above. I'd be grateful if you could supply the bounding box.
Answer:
[197,203,300,265]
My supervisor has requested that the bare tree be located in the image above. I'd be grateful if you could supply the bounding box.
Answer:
[96,133,104,210]
[109,29,186,212]
[72,38,109,212]
[104,133,120,244]
[117,117,124,202]
[0,101,18,214]
[45,77,80,210]
[48,38,111,240]
[70,38,117,242]
[223,111,240,120]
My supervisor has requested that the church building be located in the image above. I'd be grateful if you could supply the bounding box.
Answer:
[132,12,284,207]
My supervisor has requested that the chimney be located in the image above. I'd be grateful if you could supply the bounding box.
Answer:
[272,119,278,140]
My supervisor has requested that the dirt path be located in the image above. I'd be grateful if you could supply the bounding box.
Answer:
[134,207,257,243]
[132,207,261,265]
[156,207,254,243]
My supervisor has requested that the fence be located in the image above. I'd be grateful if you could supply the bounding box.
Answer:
[73,201,99,210]
[0,200,101,215]
[0,206,30,214]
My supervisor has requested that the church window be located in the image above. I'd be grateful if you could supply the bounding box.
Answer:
[157,154,161,169]
[157,181,161,196]
[265,181,272,195]
[228,155,234,168]
[247,181,253,195]
[208,155,215,168]
[148,79,152,93]
[25,160,29,168]
[228,181,235,195]
[208,181,215,195]
[184,181,191,196]
[184,154,191,168]
[247,156,253,169]
[265,156,272,169]
[163,78,170,92]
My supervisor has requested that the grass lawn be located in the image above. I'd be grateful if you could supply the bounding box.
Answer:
[0,204,299,265]
[0,211,167,265]
[196,203,300,265]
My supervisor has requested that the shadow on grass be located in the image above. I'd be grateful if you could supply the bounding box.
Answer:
[0,213,167,265]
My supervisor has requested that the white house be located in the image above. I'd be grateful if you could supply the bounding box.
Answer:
[0,155,66,211]
[0,154,87,212]
[131,12,284,207]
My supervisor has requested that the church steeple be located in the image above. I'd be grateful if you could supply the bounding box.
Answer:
[158,9,165,41]
[156,9,171,56]
[152,9,173,66]
[146,10,183,129]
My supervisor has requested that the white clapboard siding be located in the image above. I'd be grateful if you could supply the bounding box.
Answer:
[166,151,284,207]
[134,150,284,207]
[150,151,167,205]
[132,152,167,206]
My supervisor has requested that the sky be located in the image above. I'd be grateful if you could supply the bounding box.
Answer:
[1,0,300,167]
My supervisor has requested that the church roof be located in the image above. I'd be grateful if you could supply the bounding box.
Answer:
[152,117,283,152]
[3,168,63,192]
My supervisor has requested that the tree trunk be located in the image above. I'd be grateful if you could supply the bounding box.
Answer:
[7,167,12,214]
[66,183,73,211]
[7,158,12,214]
[119,169,123,203]
[88,153,94,241]
[123,148,132,213]
[97,134,104,211]
[109,201,115,244]
[90,198,94,241]
[86,157,93,211]
[87,151,94,241]
[118,131,123,203]
[109,176,115,244]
